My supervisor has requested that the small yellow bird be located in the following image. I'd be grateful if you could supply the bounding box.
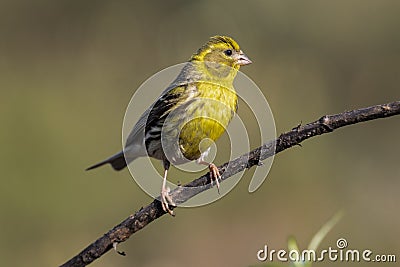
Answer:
[87,36,252,215]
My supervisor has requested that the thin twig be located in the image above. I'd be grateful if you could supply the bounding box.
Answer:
[60,101,400,267]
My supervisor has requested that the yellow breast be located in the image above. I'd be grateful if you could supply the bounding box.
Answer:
[179,82,238,160]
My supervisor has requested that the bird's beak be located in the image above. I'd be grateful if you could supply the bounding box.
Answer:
[236,50,252,66]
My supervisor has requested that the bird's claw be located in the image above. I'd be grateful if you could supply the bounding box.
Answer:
[161,186,175,216]
[209,163,221,194]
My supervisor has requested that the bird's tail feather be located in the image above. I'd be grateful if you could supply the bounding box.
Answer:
[86,151,127,171]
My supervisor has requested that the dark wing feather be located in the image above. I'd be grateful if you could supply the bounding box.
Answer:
[125,62,203,149]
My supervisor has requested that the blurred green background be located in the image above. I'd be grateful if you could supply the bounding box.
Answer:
[1,1,399,266]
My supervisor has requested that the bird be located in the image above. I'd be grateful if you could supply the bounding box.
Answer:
[87,36,252,215]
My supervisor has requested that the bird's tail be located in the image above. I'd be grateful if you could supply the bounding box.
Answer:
[86,151,127,171]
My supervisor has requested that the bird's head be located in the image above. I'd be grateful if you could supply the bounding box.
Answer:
[190,36,252,79]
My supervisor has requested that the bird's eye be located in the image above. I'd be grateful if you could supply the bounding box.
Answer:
[224,49,233,56]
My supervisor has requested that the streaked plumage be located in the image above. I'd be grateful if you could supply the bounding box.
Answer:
[87,36,252,214]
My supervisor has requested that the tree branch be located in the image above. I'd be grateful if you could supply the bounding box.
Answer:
[60,101,400,267]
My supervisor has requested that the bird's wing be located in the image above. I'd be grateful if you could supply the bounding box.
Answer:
[125,84,178,143]
[125,62,202,150]
[124,85,187,152]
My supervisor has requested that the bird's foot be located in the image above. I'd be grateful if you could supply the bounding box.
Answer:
[209,163,221,194]
[161,186,175,216]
